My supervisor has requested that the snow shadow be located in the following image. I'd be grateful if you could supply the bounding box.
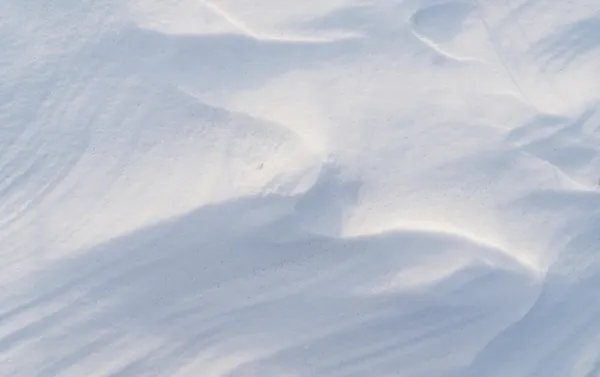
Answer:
[3,183,539,376]
[533,16,600,71]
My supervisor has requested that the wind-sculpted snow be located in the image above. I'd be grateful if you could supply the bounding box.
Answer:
[2,0,600,376]
[1,193,540,376]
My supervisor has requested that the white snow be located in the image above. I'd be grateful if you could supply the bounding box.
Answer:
[2,0,600,376]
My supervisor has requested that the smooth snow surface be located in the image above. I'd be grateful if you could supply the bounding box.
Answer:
[2,0,600,376]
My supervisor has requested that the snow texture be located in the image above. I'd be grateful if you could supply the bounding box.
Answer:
[2,0,600,376]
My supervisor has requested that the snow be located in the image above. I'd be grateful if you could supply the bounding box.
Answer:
[2,0,600,376]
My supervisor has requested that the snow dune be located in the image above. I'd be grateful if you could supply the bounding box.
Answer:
[2,0,600,376]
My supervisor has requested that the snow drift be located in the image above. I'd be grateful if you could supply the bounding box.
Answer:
[2,0,600,376]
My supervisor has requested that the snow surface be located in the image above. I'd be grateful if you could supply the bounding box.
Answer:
[2,0,600,376]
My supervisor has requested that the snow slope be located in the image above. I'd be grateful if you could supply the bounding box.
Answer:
[2,0,600,376]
